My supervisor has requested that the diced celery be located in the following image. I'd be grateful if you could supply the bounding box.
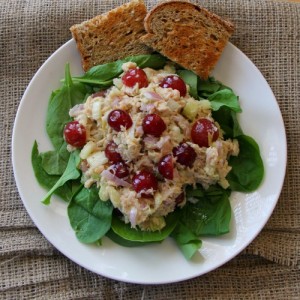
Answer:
[80,141,96,159]
[107,186,120,207]
[99,183,109,201]
[87,151,108,168]
[182,100,201,120]
[182,99,211,120]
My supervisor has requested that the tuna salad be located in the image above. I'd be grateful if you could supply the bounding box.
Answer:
[64,61,239,231]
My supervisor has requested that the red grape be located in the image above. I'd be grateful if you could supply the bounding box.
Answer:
[172,143,197,167]
[122,67,148,88]
[132,170,158,198]
[110,161,129,178]
[108,109,133,132]
[105,141,122,163]
[159,75,187,97]
[64,121,86,148]
[157,154,173,180]
[191,118,219,147]
[142,114,166,137]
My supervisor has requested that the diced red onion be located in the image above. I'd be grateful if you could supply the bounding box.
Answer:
[135,125,144,136]
[143,91,163,101]
[129,207,137,227]
[101,169,131,187]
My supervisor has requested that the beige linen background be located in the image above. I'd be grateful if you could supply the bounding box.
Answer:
[1,0,299,298]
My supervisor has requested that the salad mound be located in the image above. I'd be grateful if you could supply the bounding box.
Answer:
[32,54,264,259]
[70,61,239,231]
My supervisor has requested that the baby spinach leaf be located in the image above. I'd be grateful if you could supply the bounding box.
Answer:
[212,107,243,138]
[197,78,242,129]
[46,63,88,150]
[171,222,202,260]
[31,141,74,202]
[72,54,167,86]
[111,211,179,242]
[68,186,113,244]
[198,77,231,98]
[208,89,242,113]
[123,53,167,69]
[106,230,159,247]
[40,142,70,175]
[183,185,232,236]
[176,69,198,99]
[186,184,229,201]
[227,135,264,192]
[231,110,244,137]
[41,150,81,205]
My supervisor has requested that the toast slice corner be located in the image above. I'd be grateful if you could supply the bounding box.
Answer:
[70,0,152,71]
[140,0,235,79]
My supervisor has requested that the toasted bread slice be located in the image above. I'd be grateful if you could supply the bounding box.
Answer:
[70,0,152,71]
[140,0,234,79]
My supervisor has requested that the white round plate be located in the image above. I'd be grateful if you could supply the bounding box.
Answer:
[12,39,287,284]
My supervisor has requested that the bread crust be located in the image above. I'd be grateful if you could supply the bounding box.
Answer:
[144,0,234,34]
[70,0,152,71]
[141,0,235,79]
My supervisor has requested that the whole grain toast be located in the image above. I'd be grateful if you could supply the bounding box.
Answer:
[140,0,234,79]
[70,0,152,71]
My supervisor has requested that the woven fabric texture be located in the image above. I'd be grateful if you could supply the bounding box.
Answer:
[1,0,299,298]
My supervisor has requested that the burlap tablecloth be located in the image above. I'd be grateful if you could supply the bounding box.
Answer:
[1,0,299,298]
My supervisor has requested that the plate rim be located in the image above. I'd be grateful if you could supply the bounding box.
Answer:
[11,39,287,284]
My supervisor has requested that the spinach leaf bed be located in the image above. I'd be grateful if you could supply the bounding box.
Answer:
[31,54,264,260]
